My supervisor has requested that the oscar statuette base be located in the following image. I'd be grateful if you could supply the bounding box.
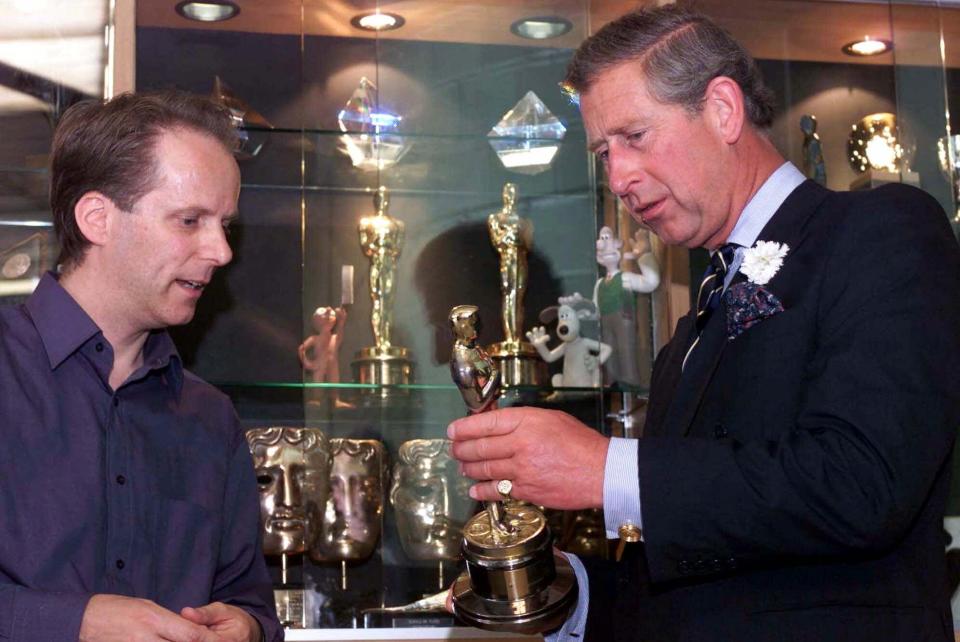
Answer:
[452,503,577,634]
[352,346,413,399]
[487,341,545,387]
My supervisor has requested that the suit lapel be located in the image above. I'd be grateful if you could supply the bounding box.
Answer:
[657,179,831,438]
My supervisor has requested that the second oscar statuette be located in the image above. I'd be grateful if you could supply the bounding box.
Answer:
[487,183,545,386]
[352,186,413,393]
[448,305,577,634]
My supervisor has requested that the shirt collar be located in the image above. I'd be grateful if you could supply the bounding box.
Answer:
[26,272,100,370]
[25,272,183,392]
[727,161,807,248]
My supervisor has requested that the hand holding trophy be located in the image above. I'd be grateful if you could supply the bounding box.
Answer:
[447,304,577,634]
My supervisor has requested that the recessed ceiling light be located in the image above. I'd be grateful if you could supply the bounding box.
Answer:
[175,1,240,22]
[842,36,892,57]
[510,16,573,40]
[350,11,405,32]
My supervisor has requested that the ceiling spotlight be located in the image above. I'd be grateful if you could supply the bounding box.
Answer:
[351,11,405,32]
[175,1,240,22]
[842,36,892,57]
[510,16,573,40]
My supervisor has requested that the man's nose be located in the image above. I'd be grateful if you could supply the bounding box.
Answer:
[204,226,233,267]
[607,146,641,197]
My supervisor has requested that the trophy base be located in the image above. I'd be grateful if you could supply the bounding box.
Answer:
[274,587,308,628]
[452,553,578,634]
[486,342,544,387]
[352,346,413,395]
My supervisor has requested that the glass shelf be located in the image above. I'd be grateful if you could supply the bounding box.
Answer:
[215,381,647,395]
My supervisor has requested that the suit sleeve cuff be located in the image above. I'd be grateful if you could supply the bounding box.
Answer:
[603,437,643,539]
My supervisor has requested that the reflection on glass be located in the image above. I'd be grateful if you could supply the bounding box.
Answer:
[390,439,473,560]
[938,135,960,223]
[847,112,904,173]
[245,427,332,556]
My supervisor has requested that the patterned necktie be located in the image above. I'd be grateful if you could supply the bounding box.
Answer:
[683,243,739,370]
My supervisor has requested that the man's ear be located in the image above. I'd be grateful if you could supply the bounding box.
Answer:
[73,191,113,247]
[703,76,745,145]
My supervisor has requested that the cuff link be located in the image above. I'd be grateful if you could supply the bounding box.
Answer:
[614,522,642,561]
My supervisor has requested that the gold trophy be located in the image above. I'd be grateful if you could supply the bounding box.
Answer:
[487,183,545,386]
[448,305,577,634]
[309,438,385,591]
[245,427,332,629]
[352,186,413,391]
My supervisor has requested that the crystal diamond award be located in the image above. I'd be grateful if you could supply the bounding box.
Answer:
[211,76,273,160]
[488,91,566,175]
[338,77,410,172]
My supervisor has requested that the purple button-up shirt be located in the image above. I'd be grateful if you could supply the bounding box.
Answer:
[0,273,281,641]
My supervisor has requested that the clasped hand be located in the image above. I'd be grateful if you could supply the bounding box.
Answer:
[80,594,260,642]
[447,406,608,510]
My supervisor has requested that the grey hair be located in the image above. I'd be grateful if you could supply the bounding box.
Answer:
[564,5,775,129]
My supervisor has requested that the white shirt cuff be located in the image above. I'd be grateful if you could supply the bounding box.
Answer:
[544,552,589,642]
[602,437,642,539]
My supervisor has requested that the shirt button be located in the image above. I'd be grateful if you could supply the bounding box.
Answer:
[95,342,104,352]
[116,475,126,485]
[115,559,125,570]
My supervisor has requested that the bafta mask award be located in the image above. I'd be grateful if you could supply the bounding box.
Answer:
[246,427,332,628]
[486,183,544,386]
[309,438,385,590]
[353,186,413,390]
[390,439,474,589]
[448,305,577,634]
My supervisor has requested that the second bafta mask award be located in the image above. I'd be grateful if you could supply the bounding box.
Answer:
[352,186,414,390]
[487,183,545,386]
[448,305,577,634]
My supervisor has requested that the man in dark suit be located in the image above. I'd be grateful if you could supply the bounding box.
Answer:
[447,6,960,641]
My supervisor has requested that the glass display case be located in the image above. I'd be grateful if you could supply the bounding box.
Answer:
[4,0,960,639]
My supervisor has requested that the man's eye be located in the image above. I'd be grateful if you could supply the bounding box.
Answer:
[181,217,198,227]
[627,131,645,144]
[596,150,608,163]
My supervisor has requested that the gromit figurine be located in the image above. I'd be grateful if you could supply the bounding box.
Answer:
[527,294,611,388]
[593,226,660,386]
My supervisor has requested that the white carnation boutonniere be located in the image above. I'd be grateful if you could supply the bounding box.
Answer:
[739,241,789,285]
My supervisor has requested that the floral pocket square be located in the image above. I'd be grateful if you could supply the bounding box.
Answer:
[723,282,784,340]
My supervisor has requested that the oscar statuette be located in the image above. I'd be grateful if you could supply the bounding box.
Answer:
[486,183,545,386]
[447,305,577,634]
[352,186,413,394]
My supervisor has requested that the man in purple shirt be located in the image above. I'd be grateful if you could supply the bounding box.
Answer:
[0,91,281,641]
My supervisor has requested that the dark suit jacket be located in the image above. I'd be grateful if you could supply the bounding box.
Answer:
[586,181,960,641]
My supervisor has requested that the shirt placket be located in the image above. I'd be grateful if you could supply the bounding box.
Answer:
[104,387,135,596]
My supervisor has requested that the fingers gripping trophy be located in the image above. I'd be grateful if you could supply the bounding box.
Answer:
[486,183,545,386]
[448,305,577,634]
[353,186,413,390]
